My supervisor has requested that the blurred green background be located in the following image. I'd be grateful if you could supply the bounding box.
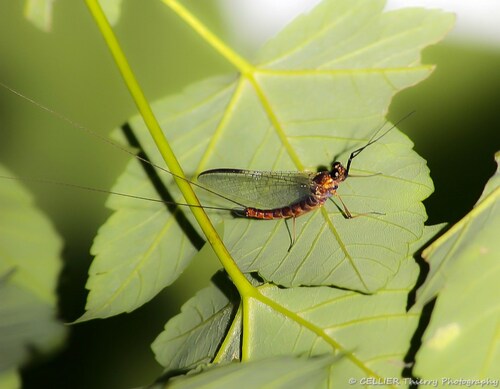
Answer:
[0,1,499,388]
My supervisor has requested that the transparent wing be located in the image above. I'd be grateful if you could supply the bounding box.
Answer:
[197,169,317,209]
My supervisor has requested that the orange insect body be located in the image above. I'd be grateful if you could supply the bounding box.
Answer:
[243,164,348,220]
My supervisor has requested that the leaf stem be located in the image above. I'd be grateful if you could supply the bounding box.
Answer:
[84,0,251,292]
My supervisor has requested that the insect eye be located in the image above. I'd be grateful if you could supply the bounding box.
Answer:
[330,162,342,178]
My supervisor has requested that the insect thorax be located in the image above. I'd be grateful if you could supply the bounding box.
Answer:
[312,171,339,200]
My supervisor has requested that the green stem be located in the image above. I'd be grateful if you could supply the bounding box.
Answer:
[84,0,251,293]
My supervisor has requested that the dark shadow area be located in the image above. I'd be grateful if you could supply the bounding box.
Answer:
[401,223,446,382]
[402,298,437,384]
[21,231,168,388]
[120,123,205,251]
[389,43,500,227]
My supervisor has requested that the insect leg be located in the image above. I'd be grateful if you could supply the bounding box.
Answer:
[332,194,385,219]
[334,193,353,219]
[283,216,298,252]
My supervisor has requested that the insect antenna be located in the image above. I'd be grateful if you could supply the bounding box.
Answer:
[0,174,233,213]
[1,81,246,208]
[345,111,416,175]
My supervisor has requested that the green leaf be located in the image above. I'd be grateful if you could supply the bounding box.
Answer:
[162,355,335,389]
[99,0,124,26]
[477,151,500,203]
[152,271,240,371]
[23,0,55,32]
[23,0,123,32]
[82,0,454,319]
[0,369,20,389]
[414,152,500,379]
[244,261,419,385]
[0,165,66,375]
[152,226,441,383]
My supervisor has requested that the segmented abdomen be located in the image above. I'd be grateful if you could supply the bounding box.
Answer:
[244,195,325,219]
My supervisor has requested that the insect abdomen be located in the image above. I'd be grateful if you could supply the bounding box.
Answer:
[244,196,324,220]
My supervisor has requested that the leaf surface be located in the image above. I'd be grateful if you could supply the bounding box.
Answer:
[152,226,442,385]
[23,0,123,31]
[83,0,454,318]
[23,0,55,32]
[0,370,20,389]
[163,355,334,389]
[152,271,240,371]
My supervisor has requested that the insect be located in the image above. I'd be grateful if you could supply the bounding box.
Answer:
[1,82,411,236]
[198,112,415,223]
[192,116,411,248]
[197,129,386,221]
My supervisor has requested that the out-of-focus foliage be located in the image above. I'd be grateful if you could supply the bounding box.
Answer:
[0,0,498,388]
[0,165,66,387]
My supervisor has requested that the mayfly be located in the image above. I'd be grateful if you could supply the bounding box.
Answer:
[1,82,412,233]
[198,112,414,222]
[199,125,392,220]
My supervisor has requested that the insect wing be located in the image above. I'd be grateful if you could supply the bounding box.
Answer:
[197,169,316,209]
